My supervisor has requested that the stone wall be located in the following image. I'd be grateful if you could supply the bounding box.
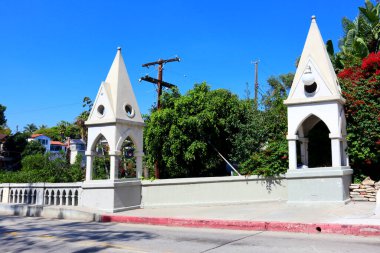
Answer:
[349,177,380,202]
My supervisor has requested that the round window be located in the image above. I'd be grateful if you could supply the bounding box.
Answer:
[304,82,317,94]
[97,105,105,116]
[124,104,135,118]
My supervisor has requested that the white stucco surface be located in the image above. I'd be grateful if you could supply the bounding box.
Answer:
[141,176,287,207]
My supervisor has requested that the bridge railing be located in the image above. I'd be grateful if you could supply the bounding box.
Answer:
[0,182,82,207]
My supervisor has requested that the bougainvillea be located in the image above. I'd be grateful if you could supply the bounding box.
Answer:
[338,52,380,180]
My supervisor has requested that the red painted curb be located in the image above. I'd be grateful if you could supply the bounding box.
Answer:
[100,215,380,237]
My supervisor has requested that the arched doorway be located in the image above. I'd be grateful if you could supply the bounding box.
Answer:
[296,114,332,168]
[92,135,110,180]
[308,121,331,167]
[118,137,136,178]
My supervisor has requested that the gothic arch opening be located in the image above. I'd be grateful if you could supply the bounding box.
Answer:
[93,134,110,180]
[308,121,331,167]
[118,136,136,178]
[297,115,332,168]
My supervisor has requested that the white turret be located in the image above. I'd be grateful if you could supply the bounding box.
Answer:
[284,16,345,105]
[284,16,352,203]
[86,48,144,125]
[85,48,144,182]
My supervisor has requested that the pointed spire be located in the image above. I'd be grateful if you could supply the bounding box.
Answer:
[284,16,345,105]
[86,48,144,125]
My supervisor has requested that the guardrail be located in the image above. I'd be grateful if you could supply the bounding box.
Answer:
[0,183,82,207]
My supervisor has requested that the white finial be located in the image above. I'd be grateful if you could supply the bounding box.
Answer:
[311,15,316,21]
[117,47,121,51]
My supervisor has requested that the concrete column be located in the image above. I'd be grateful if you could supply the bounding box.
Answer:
[299,138,309,166]
[2,186,9,203]
[37,188,44,205]
[109,151,121,181]
[375,190,380,215]
[109,156,117,180]
[287,135,298,170]
[135,151,144,178]
[330,135,342,167]
[342,136,349,166]
[85,151,95,181]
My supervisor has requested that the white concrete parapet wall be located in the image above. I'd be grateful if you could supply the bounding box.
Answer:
[0,182,82,207]
[141,176,287,207]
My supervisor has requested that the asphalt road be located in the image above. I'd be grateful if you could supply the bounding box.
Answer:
[0,216,380,253]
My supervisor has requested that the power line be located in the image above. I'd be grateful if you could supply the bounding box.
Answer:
[11,102,82,115]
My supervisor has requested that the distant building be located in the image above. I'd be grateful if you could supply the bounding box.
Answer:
[50,140,66,153]
[28,134,51,152]
[28,134,66,156]
[66,139,86,165]
[0,133,7,152]
[0,134,11,168]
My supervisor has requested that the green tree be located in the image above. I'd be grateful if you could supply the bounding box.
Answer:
[338,52,380,180]
[23,123,38,134]
[235,73,293,176]
[329,0,380,70]
[2,132,29,170]
[0,104,6,127]
[144,83,243,178]
[21,140,46,157]
[34,127,61,140]
[69,153,85,181]
[0,104,10,135]
[75,111,89,141]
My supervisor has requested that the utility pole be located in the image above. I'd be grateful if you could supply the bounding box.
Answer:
[140,57,180,178]
[141,57,180,109]
[251,60,259,109]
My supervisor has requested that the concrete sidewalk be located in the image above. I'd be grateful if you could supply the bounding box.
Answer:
[101,201,380,236]
[1,201,380,236]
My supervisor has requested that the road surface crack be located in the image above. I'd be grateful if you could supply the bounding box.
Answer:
[199,231,265,253]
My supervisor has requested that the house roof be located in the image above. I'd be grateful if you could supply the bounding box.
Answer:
[31,134,44,138]
[0,133,7,141]
[50,141,65,146]
[66,139,86,145]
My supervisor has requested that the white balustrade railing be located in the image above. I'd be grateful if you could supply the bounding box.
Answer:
[0,182,82,207]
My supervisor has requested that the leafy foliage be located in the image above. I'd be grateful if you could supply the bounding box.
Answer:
[2,132,29,170]
[23,123,38,134]
[0,104,10,135]
[144,83,243,178]
[233,73,293,176]
[338,52,380,179]
[21,140,46,157]
[0,104,6,127]
[329,0,380,71]
[93,156,110,180]
[144,75,293,178]
[0,152,84,183]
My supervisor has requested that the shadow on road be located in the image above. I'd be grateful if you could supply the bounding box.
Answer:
[0,215,156,252]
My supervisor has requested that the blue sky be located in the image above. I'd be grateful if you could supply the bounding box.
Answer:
[0,0,360,132]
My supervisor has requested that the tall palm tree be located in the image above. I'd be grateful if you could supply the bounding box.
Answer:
[23,123,38,134]
[75,111,89,142]
[359,0,380,53]
[57,121,70,141]
[328,0,380,70]
[340,1,379,59]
